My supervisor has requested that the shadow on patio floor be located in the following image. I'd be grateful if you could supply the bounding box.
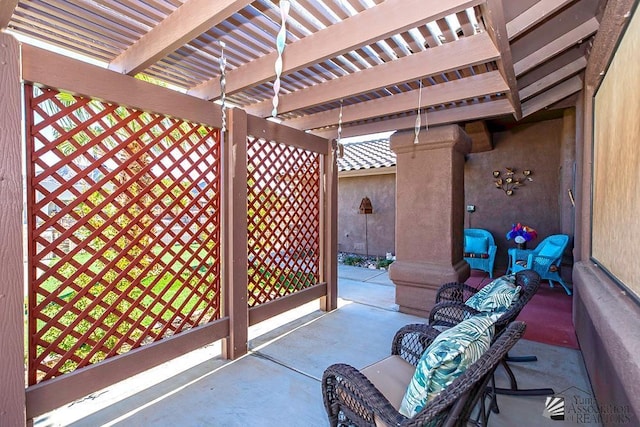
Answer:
[36,266,599,427]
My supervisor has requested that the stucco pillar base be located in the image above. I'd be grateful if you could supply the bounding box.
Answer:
[389,125,471,316]
[390,260,470,317]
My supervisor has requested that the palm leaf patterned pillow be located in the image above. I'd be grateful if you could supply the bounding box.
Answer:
[399,314,496,418]
[465,274,521,313]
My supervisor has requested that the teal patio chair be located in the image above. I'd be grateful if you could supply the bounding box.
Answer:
[509,234,571,295]
[464,228,498,278]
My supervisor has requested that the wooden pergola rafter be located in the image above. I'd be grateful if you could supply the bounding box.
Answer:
[2,0,601,137]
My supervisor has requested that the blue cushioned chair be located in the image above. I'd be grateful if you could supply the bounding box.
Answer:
[463,228,497,278]
[509,234,571,295]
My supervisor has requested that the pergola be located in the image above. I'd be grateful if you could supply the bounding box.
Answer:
[1,0,638,425]
[2,0,602,136]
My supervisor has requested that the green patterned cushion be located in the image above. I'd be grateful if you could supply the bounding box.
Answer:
[399,314,496,418]
[465,275,521,314]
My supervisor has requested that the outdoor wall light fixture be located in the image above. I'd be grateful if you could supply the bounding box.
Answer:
[493,168,533,196]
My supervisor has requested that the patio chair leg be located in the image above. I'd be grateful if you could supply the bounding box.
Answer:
[505,354,538,363]
[489,375,500,414]
[553,279,573,295]
[493,360,555,396]
[478,393,489,426]
[477,382,498,426]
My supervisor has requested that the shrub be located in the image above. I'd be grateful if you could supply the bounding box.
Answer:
[343,255,364,266]
[376,259,394,270]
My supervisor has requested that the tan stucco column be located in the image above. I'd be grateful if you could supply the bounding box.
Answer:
[389,125,471,316]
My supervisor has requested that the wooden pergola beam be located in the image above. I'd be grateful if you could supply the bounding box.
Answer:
[0,0,17,29]
[514,17,598,76]
[507,0,576,40]
[284,71,508,130]
[312,98,514,139]
[246,32,500,117]
[519,56,586,100]
[23,44,222,129]
[584,0,635,88]
[481,0,522,120]
[521,75,583,117]
[187,0,485,100]
[109,0,253,75]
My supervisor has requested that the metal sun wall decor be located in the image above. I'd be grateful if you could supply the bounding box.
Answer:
[493,168,533,196]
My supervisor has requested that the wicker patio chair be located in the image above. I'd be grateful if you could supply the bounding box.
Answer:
[428,270,554,397]
[463,228,498,278]
[509,234,571,295]
[322,321,527,427]
[429,270,541,333]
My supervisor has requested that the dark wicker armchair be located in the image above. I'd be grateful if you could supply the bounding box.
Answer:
[322,321,527,427]
[429,270,541,332]
[428,270,553,397]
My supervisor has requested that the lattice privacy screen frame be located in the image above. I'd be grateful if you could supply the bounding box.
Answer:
[24,85,222,384]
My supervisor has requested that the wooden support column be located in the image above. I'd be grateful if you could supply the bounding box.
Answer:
[389,125,471,317]
[0,32,26,426]
[559,108,577,284]
[320,141,338,312]
[223,108,249,359]
[560,108,577,235]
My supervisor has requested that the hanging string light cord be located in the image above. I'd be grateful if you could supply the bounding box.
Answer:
[219,41,227,134]
[414,79,423,144]
[272,0,291,118]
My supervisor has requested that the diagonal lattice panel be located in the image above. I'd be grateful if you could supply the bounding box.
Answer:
[247,137,321,307]
[25,85,222,385]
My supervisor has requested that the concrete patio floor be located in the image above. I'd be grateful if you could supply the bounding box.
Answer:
[36,266,601,427]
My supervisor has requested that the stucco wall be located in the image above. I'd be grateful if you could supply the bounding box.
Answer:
[338,117,575,267]
[464,118,572,272]
[573,1,640,423]
[337,172,395,257]
[573,263,640,424]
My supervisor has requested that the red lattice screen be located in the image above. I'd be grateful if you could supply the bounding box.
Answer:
[25,85,222,384]
[247,137,321,307]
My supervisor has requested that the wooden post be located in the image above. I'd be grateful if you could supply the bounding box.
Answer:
[321,140,338,312]
[222,108,249,359]
[0,32,26,426]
